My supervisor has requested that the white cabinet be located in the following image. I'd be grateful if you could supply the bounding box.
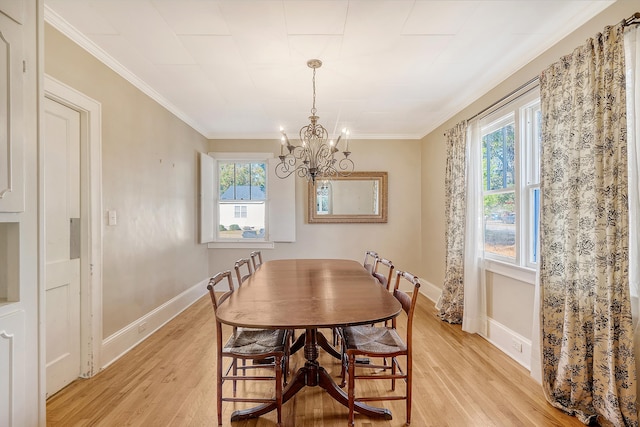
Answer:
[0,309,26,427]
[0,5,25,212]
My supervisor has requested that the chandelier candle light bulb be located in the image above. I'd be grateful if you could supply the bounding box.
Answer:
[275,59,355,183]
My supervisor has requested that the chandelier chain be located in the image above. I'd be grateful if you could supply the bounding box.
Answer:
[311,67,317,116]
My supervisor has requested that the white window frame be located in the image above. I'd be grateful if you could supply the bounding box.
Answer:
[198,152,295,249]
[479,89,540,281]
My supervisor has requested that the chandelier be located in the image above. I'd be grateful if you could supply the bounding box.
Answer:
[275,59,354,183]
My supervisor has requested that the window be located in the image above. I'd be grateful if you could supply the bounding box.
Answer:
[234,205,248,218]
[218,161,266,240]
[198,152,295,247]
[479,90,540,268]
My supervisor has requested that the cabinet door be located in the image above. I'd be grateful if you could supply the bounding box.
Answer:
[0,8,24,212]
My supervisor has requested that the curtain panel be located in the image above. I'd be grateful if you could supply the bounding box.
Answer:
[461,119,487,335]
[624,22,640,418]
[437,121,467,324]
[539,22,637,426]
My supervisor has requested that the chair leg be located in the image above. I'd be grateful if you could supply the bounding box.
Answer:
[339,336,346,387]
[217,353,223,426]
[391,356,396,391]
[406,356,412,425]
[232,358,238,397]
[347,353,356,427]
[275,355,283,427]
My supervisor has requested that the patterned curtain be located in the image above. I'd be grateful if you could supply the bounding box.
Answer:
[539,23,638,427]
[437,121,467,324]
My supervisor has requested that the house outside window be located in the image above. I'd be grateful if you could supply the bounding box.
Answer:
[218,162,266,240]
[480,90,540,269]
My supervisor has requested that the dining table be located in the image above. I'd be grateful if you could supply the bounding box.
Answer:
[214,258,402,422]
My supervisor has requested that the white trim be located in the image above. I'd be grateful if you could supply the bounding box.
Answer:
[43,5,207,139]
[44,75,103,377]
[416,278,442,304]
[485,318,532,371]
[100,279,208,369]
[484,259,536,285]
[209,152,274,160]
[207,241,275,250]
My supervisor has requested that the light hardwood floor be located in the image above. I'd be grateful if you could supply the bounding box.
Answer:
[46,294,583,426]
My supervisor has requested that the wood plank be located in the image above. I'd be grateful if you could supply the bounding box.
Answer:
[46,294,584,426]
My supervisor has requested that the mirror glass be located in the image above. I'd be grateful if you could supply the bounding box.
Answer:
[308,172,387,223]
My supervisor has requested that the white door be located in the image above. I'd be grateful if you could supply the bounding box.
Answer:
[44,97,81,397]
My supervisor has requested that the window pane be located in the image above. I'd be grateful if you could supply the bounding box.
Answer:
[219,162,267,201]
[530,188,540,264]
[219,163,235,200]
[219,202,265,239]
[250,163,266,201]
[482,122,515,191]
[484,192,516,259]
[531,107,542,184]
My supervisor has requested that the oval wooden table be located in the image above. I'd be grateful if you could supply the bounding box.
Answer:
[215,258,402,422]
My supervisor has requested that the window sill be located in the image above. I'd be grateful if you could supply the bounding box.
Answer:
[484,259,536,285]
[207,241,275,250]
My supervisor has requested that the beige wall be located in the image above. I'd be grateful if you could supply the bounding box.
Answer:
[45,24,210,337]
[420,0,639,342]
[208,139,422,278]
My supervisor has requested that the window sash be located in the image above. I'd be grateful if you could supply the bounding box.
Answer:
[478,89,540,267]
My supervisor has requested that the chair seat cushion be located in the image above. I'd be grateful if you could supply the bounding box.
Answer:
[224,328,287,355]
[342,325,406,354]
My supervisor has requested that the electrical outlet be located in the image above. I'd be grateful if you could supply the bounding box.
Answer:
[511,339,523,353]
[138,322,147,333]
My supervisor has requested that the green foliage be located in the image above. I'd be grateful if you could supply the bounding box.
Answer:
[229,224,241,231]
[483,193,515,216]
[219,224,227,231]
[219,162,266,199]
[482,123,515,191]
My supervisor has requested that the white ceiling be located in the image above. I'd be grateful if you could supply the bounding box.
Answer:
[44,0,614,140]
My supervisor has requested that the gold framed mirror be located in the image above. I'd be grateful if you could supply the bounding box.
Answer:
[308,172,388,223]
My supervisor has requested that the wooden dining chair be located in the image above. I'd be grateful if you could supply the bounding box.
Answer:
[206,270,289,427]
[341,270,421,426]
[333,252,388,348]
[236,256,296,351]
[372,257,395,291]
[234,257,254,286]
[362,250,379,273]
[250,250,263,270]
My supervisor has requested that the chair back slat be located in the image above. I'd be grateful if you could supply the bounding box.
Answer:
[206,270,235,311]
[372,257,394,290]
[363,250,379,273]
[393,270,421,317]
[250,251,263,270]
[234,258,254,285]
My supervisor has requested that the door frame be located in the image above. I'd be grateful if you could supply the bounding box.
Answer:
[43,75,102,378]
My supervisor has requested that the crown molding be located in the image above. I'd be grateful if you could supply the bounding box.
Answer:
[43,5,208,138]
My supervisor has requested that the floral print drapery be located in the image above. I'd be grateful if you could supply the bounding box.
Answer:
[437,121,467,324]
[539,23,638,427]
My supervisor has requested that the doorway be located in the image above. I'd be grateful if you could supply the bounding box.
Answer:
[43,76,103,397]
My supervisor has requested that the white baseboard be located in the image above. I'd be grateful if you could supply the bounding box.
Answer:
[100,279,209,370]
[417,278,442,304]
[484,318,531,370]
[415,279,532,371]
